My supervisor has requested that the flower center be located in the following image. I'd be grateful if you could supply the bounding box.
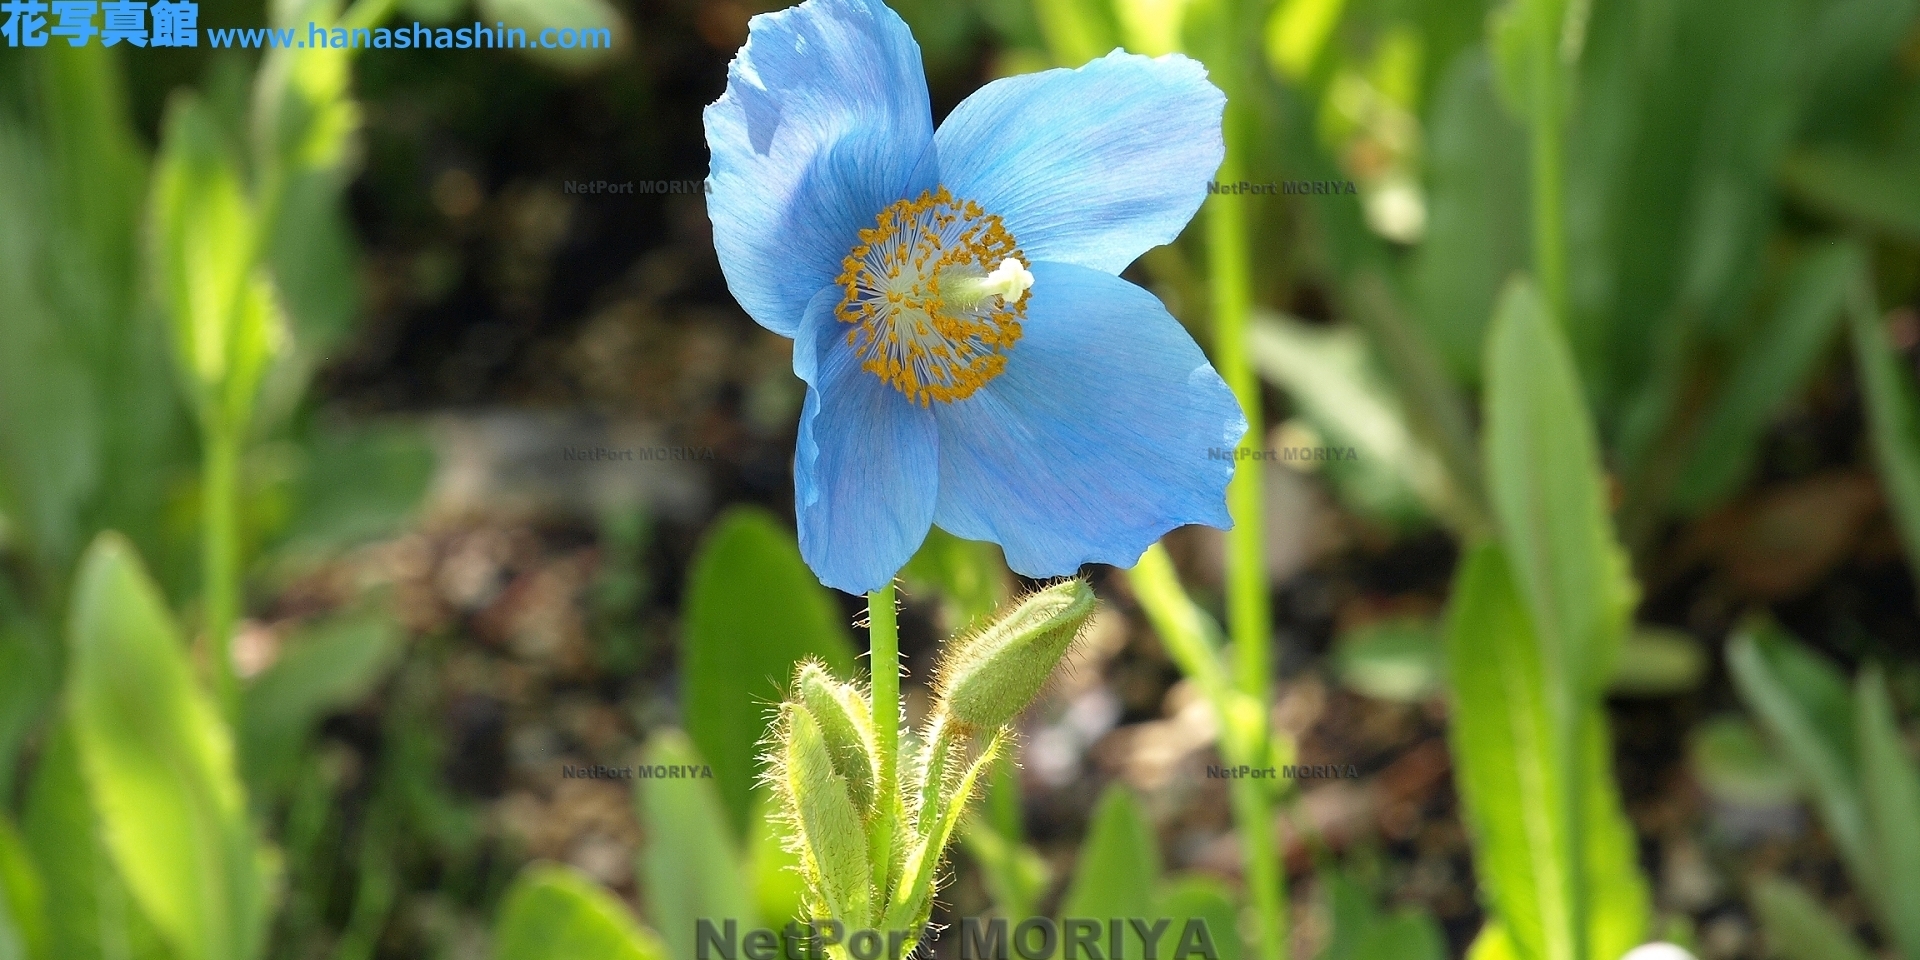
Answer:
[834,186,1030,406]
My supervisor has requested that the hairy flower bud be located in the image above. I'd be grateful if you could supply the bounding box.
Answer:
[795,661,878,817]
[935,580,1096,732]
[780,703,873,927]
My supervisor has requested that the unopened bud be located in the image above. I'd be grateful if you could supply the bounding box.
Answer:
[781,703,874,927]
[935,580,1096,731]
[794,662,877,816]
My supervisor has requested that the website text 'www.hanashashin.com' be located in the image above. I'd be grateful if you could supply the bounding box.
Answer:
[1,1,611,50]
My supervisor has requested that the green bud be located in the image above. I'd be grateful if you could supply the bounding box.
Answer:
[935,580,1096,732]
[795,662,878,816]
[781,703,874,928]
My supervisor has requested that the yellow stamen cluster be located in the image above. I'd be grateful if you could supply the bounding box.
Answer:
[834,186,1028,406]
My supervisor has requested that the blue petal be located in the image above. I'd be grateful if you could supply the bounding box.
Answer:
[932,51,1223,276]
[930,262,1245,577]
[705,0,935,338]
[793,287,941,594]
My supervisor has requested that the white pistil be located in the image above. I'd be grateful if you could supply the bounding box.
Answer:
[947,257,1033,309]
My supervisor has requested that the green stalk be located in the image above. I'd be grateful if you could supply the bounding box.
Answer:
[202,426,241,718]
[1209,114,1286,960]
[1524,9,1585,960]
[1527,12,1569,331]
[867,584,900,911]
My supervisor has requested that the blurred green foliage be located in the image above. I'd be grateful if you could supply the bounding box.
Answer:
[0,0,1917,953]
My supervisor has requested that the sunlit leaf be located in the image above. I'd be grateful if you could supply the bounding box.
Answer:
[1483,279,1636,698]
[635,731,756,957]
[683,506,855,836]
[1061,786,1160,959]
[66,534,273,960]
[495,863,667,960]
[149,94,284,437]
[1446,543,1649,960]
[21,726,172,960]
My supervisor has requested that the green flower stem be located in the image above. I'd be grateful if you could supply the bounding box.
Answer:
[1208,124,1286,960]
[1523,14,1585,960]
[202,425,241,718]
[1528,11,1569,329]
[867,583,900,909]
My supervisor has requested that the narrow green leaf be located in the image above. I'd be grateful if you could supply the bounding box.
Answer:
[1248,311,1456,524]
[635,731,756,958]
[66,533,272,960]
[1854,665,1920,959]
[240,613,403,797]
[1672,242,1859,512]
[684,507,854,836]
[1483,278,1636,699]
[0,816,47,960]
[1845,275,1920,598]
[1446,543,1649,960]
[1412,51,1531,386]
[494,863,667,960]
[1060,785,1160,959]
[1781,147,1920,243]
[1031,0,1122,66]
[1726,624,1874,893]
[1748,878,1874,960]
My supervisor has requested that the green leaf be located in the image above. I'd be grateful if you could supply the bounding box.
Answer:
[0,119,101,575]
[1412,51,1532,386]
[635,731,756,958]
[0,615,56,803]
[494,863,667,960]
[1606,628,1707,698]
[746,792,808,930]
[65,534,272,960]
[0,816,47,960]
[1672,242,1859,513]
[1726,624,1873,893]
[684,507,854,836]
[1445,543,1649,960]
[21,726,173,960]
[240,612,403,798]
[1781,147,1920,242]
[1157,875,1242,960]
[1845,274,1920,599]
[149,93,283,437]
[1854,665,1920,959]
[1330,618,1445,703]
[1248,311,1456,525]
[1748,878,1874,960]
[1061,786,1160,959]
[1353,911,1446,960]
[272,421,434,560]
[1483,278,1636,699]
[1687,716,1799,809]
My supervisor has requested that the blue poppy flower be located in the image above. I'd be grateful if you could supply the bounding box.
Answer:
[705,0,1246,594]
